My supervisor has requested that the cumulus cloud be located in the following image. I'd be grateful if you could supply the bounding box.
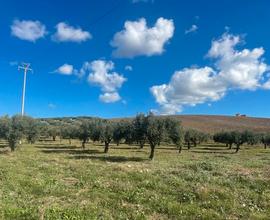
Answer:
[52,60,126,103]
[208,34,267,90]
[11,19,46,42]
[111,17,174,58]
[151,33,269,115]
[88,60,126,92]
[262,80,270,89]
[87,60,126,103]
[52,22,91,42]
[99,92,121,103]
[151,67,226,114]
[55,64,74,75]
[185,24,198,34]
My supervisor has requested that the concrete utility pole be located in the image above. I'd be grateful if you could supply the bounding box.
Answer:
[18,63,32,116]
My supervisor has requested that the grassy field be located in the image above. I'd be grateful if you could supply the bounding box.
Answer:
[0,141,270,220]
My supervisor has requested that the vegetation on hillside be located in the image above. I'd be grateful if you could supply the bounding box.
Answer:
[1,114,269,158]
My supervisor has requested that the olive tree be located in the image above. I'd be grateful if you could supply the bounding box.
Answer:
[38,121,50,141]
[123,120,135,145]
[231,131,248,153]
[213,131,234,149]
[100,121,114,153]
[146,114,165,160]
[184,130,193,149]
[184,129,197,149]
[0,116,10,142]
[48,125,60,141]
[77,120,92,148]
[7,115,28,151]
[164,118,184,153]
[90,119,102,143]
[261,133,270,149]
[244,130,260,146]
[24,116,40,144]
[113,121,126,146]
[60,123,78,145]
[133,114,147,149]
[197,132,209,145]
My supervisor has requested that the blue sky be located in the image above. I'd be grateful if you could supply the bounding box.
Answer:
[0,0,270,118]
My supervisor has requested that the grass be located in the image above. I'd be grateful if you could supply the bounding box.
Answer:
[0,140,270,219]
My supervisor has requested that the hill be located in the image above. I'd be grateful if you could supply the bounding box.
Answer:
[170,115,270,133]
[40,114,270,134]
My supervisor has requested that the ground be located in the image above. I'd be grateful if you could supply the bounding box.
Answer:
[0,141,270,220]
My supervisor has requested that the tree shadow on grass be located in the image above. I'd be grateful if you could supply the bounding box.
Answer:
[198,147,229,151]
[112,146,140,150]
[41,148,103,155]
[130,150,149,153]
[70,155,147,163]
[155,147,178,151]
[36,145,78,150]
[191,150,235,155]
[36,142,65,146]
[72,149,103,154]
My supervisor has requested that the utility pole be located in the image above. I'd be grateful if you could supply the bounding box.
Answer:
[18,63,32,116]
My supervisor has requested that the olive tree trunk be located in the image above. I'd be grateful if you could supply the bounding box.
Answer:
[104,142,109,153]
[178,145,182,153]
[235,144,240,153]
[149,144,155,160]
[82,139,86,149]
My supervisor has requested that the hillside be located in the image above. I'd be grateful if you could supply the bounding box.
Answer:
[171,115,270,133]
[41,114,270,134]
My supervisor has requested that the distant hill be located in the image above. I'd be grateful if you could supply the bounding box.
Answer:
[169,115,270,134]
[40,114,270,134]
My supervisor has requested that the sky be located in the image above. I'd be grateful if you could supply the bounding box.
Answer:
[0,0,270,118]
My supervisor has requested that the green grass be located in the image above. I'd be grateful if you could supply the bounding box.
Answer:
[0,140,270,219]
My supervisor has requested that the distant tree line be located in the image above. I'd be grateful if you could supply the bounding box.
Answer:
[213,130,270,152]
[0,114,269,159]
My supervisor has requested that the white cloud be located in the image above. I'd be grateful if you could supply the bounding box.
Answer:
[99,92,121,103]
[52,60,126,103]
[111,17,174,58]
[262,80,270,89]
[55,64,74,75]
[11,19,46,42]
[151,67,226,114]
[208,34,267,90]
[88,60,126,92]
[125,65,133,71]
[52,22,91,43]
[151,33,269,115]
[86,60,126,103]
[74,61,90,78]
[185,24,198,34]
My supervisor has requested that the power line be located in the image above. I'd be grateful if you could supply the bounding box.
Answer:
[18,63,33,116]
